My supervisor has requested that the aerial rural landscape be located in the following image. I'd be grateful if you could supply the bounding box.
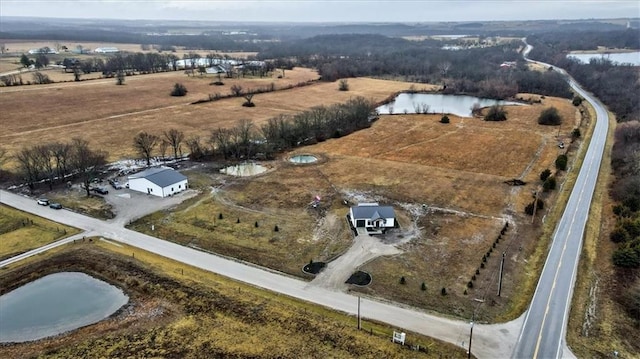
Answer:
[0,1,639,358]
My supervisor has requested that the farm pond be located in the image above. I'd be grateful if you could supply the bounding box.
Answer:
[376,93,523,117]
[0,272,128,343]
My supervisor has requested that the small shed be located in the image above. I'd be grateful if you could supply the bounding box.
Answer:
[128,167,188,198]
[349,203,396,234]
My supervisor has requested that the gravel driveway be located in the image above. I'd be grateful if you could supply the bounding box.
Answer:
[104,187,199,226]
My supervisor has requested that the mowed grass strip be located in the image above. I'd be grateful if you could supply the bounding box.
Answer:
[0,204,79,261]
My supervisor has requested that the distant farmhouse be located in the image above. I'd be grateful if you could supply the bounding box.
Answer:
[128,167,188,198]
[349,203,396,235]
[94,47,119,54]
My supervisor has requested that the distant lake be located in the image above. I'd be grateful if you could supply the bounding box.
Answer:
[567,51,640,66]
[0,272,128,343]
[376,93,523,118]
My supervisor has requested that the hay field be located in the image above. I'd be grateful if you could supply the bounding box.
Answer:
[0,70,416,162]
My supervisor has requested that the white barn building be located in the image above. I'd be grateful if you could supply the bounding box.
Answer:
[128,167,188,198]
[349,203,396,234]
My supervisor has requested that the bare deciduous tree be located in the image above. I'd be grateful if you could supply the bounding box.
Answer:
[164,128,185,160]
[211,128,232,159]
[70,138,107,197]
[230,84,243,97]
[186,135,205,160]
[16,147,41,191]
[133,132,159,166]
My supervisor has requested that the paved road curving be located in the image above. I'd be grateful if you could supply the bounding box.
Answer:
[512,42,610,359]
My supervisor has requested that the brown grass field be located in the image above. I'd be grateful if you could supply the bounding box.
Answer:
[1,68,584,321]
[0,69,421,163]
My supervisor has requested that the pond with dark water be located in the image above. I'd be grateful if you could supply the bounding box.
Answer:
[376,93,522,117]
[0,272,128,343]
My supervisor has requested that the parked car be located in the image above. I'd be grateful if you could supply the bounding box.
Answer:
[558,142,565,149]
[109,179,123,189]
[93,187,109,195]
[49,203,62,209]
[37,198,49,206]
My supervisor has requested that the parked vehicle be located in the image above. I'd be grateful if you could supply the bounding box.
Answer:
[37,198,49,206]
[49,203,62,209]
[109,179,123,189]
[93,187,109,195]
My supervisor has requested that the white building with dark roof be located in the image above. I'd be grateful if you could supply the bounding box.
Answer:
[349,203,396,234]
[127,167,188,198]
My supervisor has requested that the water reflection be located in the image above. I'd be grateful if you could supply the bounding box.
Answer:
[377,93,522,118]
[0,272,128,343]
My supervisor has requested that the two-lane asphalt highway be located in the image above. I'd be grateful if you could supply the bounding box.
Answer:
[513,44,610,358]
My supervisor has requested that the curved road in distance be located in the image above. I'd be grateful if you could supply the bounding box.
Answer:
[513,43,610,358]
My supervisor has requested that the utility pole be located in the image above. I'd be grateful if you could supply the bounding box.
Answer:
[531,188,539,224]
[498,252,505,296]
[357,296,361,330]
[468,320,474,359]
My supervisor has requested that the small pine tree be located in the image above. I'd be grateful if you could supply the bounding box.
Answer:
[555,154,568,171]
[441,287,447,296]
[400,276,406,285]
[467,281,474,288]
[440,115,450,124]
[540,169,552,181]
[572,128,581,139]
[482,255,487,262]
[464,289,468,295]
[421,282,427,291]
[481,262,485,269]
[254,221,259,228]
[543,176,557,192]
[274,225,279,232]
[472,275,476,281]
[219,213,223,220]
[236,218,240,223]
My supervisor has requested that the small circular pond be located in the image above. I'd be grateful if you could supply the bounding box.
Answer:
[220,162,268,177]
[289,155,318,164]
[0,272,128,343]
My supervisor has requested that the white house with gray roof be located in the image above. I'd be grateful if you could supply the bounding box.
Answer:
[349,203,396,234]
[128,167,188,198]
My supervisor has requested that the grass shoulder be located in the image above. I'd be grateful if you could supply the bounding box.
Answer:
[0,204,79,261]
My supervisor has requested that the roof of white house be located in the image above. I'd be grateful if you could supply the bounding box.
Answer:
[351,204,395,219]
[129,167,187,187]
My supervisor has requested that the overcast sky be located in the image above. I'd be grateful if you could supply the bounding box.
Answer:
[1,0,639,23]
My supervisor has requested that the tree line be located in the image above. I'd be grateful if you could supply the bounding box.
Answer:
[13,139,106,196]
[131,97,377,163]
[256,33,572,100]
